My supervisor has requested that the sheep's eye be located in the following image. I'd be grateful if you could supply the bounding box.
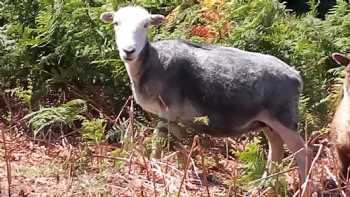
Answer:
[143,22,149,28]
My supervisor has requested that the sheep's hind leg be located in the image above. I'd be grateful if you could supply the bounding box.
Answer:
[261,114,313,196]
[262,127,284,177]
[267,119,312,181]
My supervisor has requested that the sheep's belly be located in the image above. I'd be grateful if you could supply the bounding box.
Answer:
[136,97,163,115]
[159,100,201,122]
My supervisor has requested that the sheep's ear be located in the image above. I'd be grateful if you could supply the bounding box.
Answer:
[332,53,350,67]
[150,14,164,26]
[100,12,114,23]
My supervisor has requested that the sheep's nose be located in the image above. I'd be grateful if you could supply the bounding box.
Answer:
[123,48,135,55]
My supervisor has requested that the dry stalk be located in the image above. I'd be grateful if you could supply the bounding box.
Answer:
[128,151,134,175]
[320,160,326,194]
[149,155,168,195]
[190,157,201,186]
[177,135,199,197]
[151,167,157,197]
[323,185,349,193]
[249,167,297,185]
[225,138,229,159]
[66,145,74,192]
[114,95,132,124]
[199,142,210,197]
[0,123,11,197]
[136,149,157,197]
[326,144,345,194]
[91,154,129,162]
[164,159,170,196]
[299,144,323,197]
[135,147,151,180]
[128,97,135,141]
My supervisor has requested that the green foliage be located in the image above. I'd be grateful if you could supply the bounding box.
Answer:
[1,0,350,137]
[81,118,106,143]
[234,138,266,185]
[2,1,350,194]
[6,86,33,110]
[298,95,321,131]
[0,0,130,109]
[105,126,122,143]
[193,116,209,126]
[235,137,288,194]
[110,147,128,168]
[267,175,288,196]
[24,99,87,137]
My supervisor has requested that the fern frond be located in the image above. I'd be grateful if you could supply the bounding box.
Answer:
[24,99,87,137]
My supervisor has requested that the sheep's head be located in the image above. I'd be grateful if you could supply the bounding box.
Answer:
[332,53,350,93]
[100,6,164,62]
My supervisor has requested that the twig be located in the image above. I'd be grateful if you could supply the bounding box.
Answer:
[128,152,134,175]
[114,96,132,124]
[249,167,298,185]
[324,166,347,197]
[300,144,323,197]
[177,135,199,197]
[0,91,12,197]
[0,123,11,197]
[190,156,202,186]
[323,185,350,193]
[91,154,129,162]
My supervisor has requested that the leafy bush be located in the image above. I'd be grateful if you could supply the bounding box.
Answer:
[81,118,106,143]
[1,0,350,135]
[24,99,87,137]
[234,138,266,185]
[0,0,130,110]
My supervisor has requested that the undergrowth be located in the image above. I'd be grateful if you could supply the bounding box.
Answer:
[1,0,350,196]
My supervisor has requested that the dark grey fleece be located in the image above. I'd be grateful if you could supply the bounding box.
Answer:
[132,39,302,137]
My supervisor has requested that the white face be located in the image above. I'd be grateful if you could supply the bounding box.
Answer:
[100,7,164,62]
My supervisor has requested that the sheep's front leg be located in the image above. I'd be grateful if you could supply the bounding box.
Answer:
[151,121,169,159]
[151,121,188,159]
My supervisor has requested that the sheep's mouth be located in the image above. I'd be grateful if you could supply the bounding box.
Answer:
[121,55,134,61]
[124,57,134,61]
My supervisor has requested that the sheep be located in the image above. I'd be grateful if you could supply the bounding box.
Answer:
[330,53,350,179]
[100,6,312,182]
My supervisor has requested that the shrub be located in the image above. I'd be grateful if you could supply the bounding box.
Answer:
[1,0,350,135]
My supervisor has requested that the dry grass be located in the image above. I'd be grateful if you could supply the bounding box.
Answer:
[1,124,350,196]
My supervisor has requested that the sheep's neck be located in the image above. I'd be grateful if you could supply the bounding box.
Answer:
[125,59,142,84]
[124,42,151,85]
